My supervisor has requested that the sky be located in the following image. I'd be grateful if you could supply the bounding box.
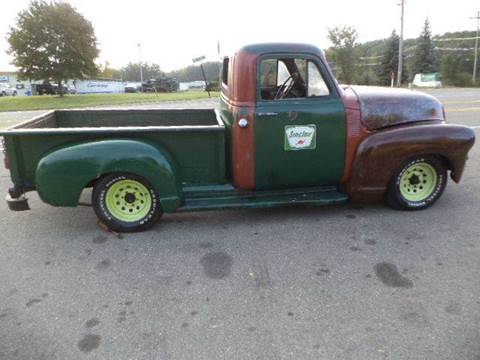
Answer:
[0,0,479,72]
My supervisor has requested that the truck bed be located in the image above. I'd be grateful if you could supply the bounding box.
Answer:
[1,109,227,189]
[9,108,221,129]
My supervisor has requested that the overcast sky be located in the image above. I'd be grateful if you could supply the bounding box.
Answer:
[0,0,478,72]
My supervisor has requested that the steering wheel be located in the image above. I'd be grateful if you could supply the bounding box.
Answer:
[274,73,298,100]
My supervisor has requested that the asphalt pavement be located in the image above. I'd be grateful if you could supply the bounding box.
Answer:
[0,88,479,360]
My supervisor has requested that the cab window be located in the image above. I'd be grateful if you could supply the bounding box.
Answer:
[307,61,329,97]
[221,57,229,86]
[259,57,330,100]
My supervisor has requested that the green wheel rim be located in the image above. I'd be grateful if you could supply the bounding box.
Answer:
[399,162,438,202]
[105,179,152,222]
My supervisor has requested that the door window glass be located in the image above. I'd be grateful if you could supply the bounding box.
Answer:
[294,59,307,81]
[260,59,277,88]
[307,61,330,97]
[259,57,329,100]
[277,61,290,86]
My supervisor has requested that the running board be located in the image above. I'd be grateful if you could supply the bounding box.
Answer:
[178,184,348,212]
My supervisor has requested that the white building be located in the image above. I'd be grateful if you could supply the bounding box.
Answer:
[0,71,126,95]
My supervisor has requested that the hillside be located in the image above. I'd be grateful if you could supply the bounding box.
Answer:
[352,30,477,85]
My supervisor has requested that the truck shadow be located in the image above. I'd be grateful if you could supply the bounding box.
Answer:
[159,202,381,225]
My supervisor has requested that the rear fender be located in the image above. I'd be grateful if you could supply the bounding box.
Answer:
[35,139,181,212]
[343,124,475,202]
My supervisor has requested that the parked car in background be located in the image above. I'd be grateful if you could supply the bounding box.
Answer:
[31,82,75,95]
[32,82,58,95]
[0,83,18,96]
[66,85,77,95]
[412,73,443,88]
[141,77,179,92]
[124,82,142,93]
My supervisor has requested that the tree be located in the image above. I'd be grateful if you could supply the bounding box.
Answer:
[356,69,379,86]
[98,61,122,80]
[327,26,358,84]
[120,63,164,82]
[378,31,407,86]
[440,53,471,86]
[167,62,221,82]
[412,19,437,75]
[7,1,99,95]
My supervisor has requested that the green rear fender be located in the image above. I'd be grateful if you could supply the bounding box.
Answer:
[35,139,181,212]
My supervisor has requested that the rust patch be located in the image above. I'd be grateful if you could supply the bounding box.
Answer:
[231,106,256,189]
[350,86,445,131]
[224,48,258,190]
[343,123,475,202]
[340,87,370,183]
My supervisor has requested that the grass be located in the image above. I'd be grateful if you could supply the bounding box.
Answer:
[0,91,219,112]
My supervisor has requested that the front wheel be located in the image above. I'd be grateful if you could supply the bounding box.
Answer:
[386,156,447,210]
[92,173,162,232]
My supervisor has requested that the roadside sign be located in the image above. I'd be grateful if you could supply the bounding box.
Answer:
[192,56,206,63]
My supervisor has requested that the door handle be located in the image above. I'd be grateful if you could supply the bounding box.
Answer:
[238,118,249,128]
[289,111,298,121]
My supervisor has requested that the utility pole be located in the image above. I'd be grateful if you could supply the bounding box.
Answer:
[137,43,144,84]
[470,11,480,84]
[217,40,222,85]
[192,55,210,97]
[397,0,405,87]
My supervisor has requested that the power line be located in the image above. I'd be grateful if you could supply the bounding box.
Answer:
[359,55,383,60]
[434,36,480,42]
[434,47,474,51]
[403,46,416,53]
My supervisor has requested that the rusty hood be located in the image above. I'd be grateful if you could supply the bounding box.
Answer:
[348,86,445,131]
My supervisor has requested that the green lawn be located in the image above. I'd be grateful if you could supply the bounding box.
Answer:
[0,91,219,112]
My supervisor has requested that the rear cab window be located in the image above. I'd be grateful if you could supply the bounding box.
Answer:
[221,57,230,97]
[222,57,229,86]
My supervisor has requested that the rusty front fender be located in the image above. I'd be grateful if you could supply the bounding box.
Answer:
[342,124,475,203]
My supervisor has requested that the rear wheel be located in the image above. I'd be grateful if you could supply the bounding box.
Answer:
[92,173,162,232]
[386,156,447,210]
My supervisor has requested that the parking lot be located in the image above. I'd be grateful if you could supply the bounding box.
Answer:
[0,88,479,360]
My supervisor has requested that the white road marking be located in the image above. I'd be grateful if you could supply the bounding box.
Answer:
[447,107,480,112]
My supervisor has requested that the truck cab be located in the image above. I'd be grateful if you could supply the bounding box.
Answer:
[219,43,346,191]
[219,43,474,204]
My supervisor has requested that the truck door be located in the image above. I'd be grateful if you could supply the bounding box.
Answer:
[254,55,346,189]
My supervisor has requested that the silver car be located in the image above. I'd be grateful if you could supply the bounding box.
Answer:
[0,83,17,96]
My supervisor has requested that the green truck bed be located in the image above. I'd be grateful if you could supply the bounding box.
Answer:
[1,108,227,191]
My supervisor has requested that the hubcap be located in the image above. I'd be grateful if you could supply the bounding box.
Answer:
[399,162,438,202]
[124,192,136,204]
[105,179,152,222]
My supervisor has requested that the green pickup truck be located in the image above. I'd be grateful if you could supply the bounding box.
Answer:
[1,43,475,232]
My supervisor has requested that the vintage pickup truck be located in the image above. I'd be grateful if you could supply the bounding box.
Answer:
[1,43,475,232]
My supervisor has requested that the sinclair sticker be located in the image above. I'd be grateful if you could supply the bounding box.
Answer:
[284,125,316,151]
